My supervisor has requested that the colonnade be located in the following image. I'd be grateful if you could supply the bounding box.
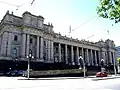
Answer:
[1,32,115,66]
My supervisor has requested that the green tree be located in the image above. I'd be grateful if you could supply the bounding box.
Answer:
[97,0,120,23]
[117,57,120,65]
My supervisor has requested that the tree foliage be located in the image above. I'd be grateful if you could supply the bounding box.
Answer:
[117,57,120,64]
[97,0,120,23]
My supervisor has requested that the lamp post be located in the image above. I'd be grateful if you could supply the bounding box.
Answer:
[14,58,19,70]
[26,50,34,79]
[79,55,86,78]
[78,36,94,78]
[101,59,105,72]
[54,57,58,63]
[113,58,117,76]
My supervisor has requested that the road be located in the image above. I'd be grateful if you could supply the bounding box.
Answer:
[0,76,120,90]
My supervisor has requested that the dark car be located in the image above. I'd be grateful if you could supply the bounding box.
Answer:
[96,72,108,77]
[6,70,18,76]
[17,70,24,76]
[6,70,24,76]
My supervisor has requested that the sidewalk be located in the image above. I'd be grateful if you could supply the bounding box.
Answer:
[17,74,120,80]
[18,76,86,80]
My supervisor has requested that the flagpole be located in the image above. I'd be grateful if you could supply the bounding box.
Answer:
[107,30,109,39]
[111,24,117,76]
[68,25,72,37]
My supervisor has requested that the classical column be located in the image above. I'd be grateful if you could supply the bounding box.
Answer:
[81,48,84,59]
[98,51,101,65]
[103,52,106,63]
[58,43,61,62]
[91,49,94,65]
[1,32,8,55]
[76,47,80,65]
[112,52,114,64]
[7,32,12,56]
[36,36,39,59]
[71,46,75,65]
[26,34,30,56]
[0,36,1,55]
[113,52,116,65]
[48,40,51,61]
[21,33,26,57]
[109,51,112,64]
[113,52,117,75]
[65,44,68,64]
[84,49,87,65]
[105,52,108,64]
[94,50,98,66]
[86,49,90,66]
[46,40,48,60]
[50,41,54,61]
[40,37,43,60]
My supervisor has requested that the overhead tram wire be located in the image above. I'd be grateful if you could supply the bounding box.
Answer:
[31,0,35,5]
[0,1,20,7]
[69,16,97,34]
[0,0,34,11]
[0,1,24,11]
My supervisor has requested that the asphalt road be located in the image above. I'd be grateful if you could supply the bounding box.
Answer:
[0,76,120,90]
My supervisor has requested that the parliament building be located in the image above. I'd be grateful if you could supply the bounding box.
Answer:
[0,11,116,71]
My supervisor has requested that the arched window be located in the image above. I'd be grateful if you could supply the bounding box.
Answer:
[12,48,17,57]
[14,35,18,41]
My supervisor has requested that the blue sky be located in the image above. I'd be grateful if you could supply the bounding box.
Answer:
[0,0,119,46]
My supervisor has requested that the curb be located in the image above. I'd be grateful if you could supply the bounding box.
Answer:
[92,76,120,81]
[18,77,86,80]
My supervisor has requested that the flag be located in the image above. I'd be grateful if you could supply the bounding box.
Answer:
[107,30,109,35]
[69,25,71,33]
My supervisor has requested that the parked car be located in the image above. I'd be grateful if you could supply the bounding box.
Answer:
[6,70,24,76]
[96,72,108,77]
[17,70,24,76]
[6,70,18,76]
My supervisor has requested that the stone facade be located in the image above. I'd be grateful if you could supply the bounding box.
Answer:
[116,46,120,58]
[0,11,116,70]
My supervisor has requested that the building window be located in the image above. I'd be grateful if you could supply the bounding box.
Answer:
[44,41,46,46]
[12,48,17,58]
[14,35,18,41]
[30,38,33,44]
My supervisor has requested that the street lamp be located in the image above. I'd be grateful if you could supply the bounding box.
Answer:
[15,58,18,66]
[54,57,58,63]
[14,58,19,70]
[101,59,105,72]
[79,55,86,78]
[26,50,34,79]
[113,58,117,76]
[101,59,104,67]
